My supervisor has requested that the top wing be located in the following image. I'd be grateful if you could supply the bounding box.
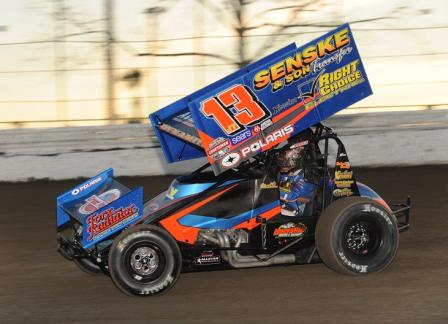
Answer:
[150,24,372,175]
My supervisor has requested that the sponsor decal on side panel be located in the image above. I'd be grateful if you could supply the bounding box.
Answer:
[260,118,273,130]
[221,152,241,167]
[253,28,351,92]
[86,203,140,242]
[194,255,221,265]
[166,186,178,200]
[335,170,353,180]
[71,176,102,196]
[336,161,351,169]
[241,124,294,157]
[158,123,203,146]
[79,189,121,215]
[334,180,354,188]
[273,97,298,115]
[273,222,306,238]
[333,188,354,197]
[230,130,252,146]
[260,181,278,189]
[316,60,365,106]
[208,137,231,160]
[292,140,309,148]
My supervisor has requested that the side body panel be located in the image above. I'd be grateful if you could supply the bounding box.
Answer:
[159,178,281,245]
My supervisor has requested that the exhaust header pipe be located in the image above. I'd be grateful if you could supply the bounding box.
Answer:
[199,231,296,268]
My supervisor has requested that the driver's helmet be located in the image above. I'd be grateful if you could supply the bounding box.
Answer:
[277,143,303,172]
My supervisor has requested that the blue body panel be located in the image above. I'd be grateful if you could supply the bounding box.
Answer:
[164,179,241,201]
[178,201,279,229]
[56,168,143,249]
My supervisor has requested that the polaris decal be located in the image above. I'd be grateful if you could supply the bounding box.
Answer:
[71,176,102,196]
[241,124,294,157]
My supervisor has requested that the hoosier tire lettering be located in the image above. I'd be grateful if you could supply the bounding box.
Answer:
[316,197,398,275]
[108,225,182,296]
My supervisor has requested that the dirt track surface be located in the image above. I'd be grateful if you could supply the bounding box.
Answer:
[1,166,447,323]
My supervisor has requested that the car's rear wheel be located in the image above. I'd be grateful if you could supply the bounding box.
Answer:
[108,225,182,296]
[316,197,398,275]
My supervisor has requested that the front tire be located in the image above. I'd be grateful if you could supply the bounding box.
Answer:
[108,225,182,296]
[316,197,398,275]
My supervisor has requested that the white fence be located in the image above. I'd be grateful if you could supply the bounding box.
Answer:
[1,110,447,181]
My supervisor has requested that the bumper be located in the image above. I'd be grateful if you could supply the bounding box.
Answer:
[57,233,89,261]
[389,196,411,232]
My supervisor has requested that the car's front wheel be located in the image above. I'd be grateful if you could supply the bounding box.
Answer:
[108,225,182,296]
[316,197,399,275]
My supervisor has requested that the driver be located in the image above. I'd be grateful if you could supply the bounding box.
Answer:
[277,142,316,217]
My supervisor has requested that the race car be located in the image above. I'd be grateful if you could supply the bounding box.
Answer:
[56,24,410,296]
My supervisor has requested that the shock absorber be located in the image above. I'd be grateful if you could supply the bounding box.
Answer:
[257,216,267,250]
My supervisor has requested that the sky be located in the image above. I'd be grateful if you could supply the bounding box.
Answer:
[0,0,447,129]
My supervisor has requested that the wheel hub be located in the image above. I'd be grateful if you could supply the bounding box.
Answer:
[130,247,159,276]
[346,223,369,251]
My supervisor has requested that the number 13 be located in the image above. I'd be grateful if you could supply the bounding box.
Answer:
[201,84,270,136]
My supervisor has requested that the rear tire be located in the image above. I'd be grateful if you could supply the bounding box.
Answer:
[316,197,398,275]
[108,225,182,296]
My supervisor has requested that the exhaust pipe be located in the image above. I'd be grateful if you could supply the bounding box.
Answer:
[199,231,296,268]
[199,232,228,262]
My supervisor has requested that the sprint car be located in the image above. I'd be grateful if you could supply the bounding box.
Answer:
[57,24,410,296]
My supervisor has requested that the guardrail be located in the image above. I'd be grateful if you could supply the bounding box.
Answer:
[1,104,447,129]
[1,109,447,181]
